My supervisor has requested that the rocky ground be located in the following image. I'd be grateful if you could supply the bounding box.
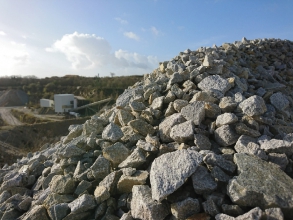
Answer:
[0,89,29,107]
[0,37,293,219]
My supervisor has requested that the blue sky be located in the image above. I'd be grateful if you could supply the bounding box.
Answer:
[0,0,292,78]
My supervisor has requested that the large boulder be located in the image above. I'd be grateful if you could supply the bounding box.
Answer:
[228,153,293,218]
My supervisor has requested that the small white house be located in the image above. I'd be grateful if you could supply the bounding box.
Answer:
[54,94,77,113]
[40,99,54,107]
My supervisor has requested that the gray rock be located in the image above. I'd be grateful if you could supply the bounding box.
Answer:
[235,207,263,220]
[204,152,236,173]
[0,190,11,204]
[264,207,284,220]
[216,113,238,127]
[268,153,289,170]
[203,54,214,67]
[130,101,146,112]
[194,134,212,150]
[214,125,240,147]
[99,171,122,195]
[211,166,231,183]
[260,139,293,156]
[205,102,222,119]
[49,174,76,194]
[228,153,293,218]
[270,92,289,111]
[171,197,200,219]
[116,89,134,107]
[181,101,205,125]
[203,199,220,217]
[43,193,74,209]
[159,113,186,142]
[235,122,261,137]
[150,96,164,110]
[136,140,158,152]
[117,170,148,194]
[239,95,267,116]
[90,155,111,180]
[18,205,50,220]
[74,180,92,195]
[58,144,86,158]
[120,212,133,220]
[102,123,124,142]
[221,204,244,217]
[219,96,238,112]
[94,186,110,204]
[68,194,96,213]
[48,203,70,220]
[191,165,217,194]
[103,142,129,168]
[62,211,91,220]
[198,75,231,94]
[171,84,184,98]
[118,147,146,169]
[63,125,83,144]
[190,91,218,103]
[129,119,155,136]
[170,120,194,143]
[150,149,202,201]
[131,185,170,220]
[117,109,134,127]
[173,99,189,112]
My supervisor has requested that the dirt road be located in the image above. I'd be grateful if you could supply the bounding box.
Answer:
[0,108,23,126]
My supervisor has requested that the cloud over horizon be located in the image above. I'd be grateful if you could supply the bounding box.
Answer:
[46,32,158,71]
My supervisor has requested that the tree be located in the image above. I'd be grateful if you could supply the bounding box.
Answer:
[110,72,115,77]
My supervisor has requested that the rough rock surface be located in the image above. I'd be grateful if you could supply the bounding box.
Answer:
[1,38,293,219]
[228,153,293,216]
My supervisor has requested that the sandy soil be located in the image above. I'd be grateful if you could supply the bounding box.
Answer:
[0,108,23,126]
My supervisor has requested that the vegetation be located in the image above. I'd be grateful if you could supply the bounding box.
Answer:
[0,75,143,107]
[10,109,51,124]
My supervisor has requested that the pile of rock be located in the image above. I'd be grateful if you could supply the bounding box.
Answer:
[1,37,293,220]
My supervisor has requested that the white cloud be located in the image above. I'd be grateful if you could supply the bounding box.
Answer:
[151,26,160,36]
[0,31,6,36]
[114,49,158,69]
[124,32,140,41]
[46,32,158,71]
[46,32,112,69]
[0,38,30,71]
[115,17,128,25]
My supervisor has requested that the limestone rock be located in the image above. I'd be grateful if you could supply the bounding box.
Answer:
[214,125,240,147]
[129,119,155,136]
[181,101,205,125]
[171,197,200,219]
[118,147,146,169]
[103,142,129,168]
[131,185,170,220]
[150,149,202,201]
[49,174,76,194]
[198,75,231,94]
[216,113,238,127]
[170,120,194,143]
[191,165,217,194]
[117,170,148,194]
[228,153,293,217]
[102,123,124,142]
[159,113,186,142]
[68,194,96,213]
[239,95,267,116]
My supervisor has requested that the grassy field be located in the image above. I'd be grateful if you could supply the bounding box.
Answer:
[10,109,51,124]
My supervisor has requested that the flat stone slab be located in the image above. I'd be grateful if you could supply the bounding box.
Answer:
[150,149,202,201]
[228,153,293,218]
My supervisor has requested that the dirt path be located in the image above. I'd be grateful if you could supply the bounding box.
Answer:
[0,108,23,126]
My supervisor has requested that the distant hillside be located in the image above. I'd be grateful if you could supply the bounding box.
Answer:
[0,75,143,107]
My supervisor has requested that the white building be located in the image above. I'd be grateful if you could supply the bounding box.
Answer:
[40,99,54,108]
[54,94,77,113]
